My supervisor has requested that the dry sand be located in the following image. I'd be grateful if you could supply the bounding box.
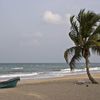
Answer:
[0,73,100,100]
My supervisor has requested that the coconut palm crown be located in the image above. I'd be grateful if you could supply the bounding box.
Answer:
[64,9,100,84]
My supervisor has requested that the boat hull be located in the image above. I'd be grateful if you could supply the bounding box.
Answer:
[0,77,20,88]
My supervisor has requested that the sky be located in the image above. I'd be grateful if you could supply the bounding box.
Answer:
[0,0,100,63]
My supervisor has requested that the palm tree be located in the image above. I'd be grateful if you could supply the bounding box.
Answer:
[64,9,100,84]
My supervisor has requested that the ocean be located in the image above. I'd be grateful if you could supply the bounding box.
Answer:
[0,63,100,80]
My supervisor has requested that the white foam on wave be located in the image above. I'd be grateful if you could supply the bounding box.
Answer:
[46,67,100,78]
[61,67,100,73]
[61,68,70,72]
[0,67,100,80]
[0,72,38,78]
[61,68,84,73]
[88,67,100,71]
[11,67,23,70]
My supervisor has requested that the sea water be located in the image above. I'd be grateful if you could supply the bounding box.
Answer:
[0,63,100,80]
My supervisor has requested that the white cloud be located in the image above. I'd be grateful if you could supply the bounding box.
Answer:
[43,11,62,24]
[20,32,43,47]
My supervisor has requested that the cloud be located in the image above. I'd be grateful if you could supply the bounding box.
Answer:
[20,32,43,47]
[43,11,62,24]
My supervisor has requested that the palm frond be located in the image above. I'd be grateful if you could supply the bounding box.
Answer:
[64,46,76,63]
[69,47,82,70]
[88,24,100,40]
[86,38,100,48]
[69,54,82,70]
[91,46,100,55]
[77,9,85,23]
[87,25,100,47]
[78,9,100,38]
[69,31,80,45]
[88,12,100,27]
[70,15,75,26]
[70,16,79,34]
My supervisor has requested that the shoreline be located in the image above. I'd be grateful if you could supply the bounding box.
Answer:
[0,69,100,81]
[19,72,100,85]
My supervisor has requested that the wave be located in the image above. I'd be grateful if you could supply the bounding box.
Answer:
[0,67,100,80]
[89,67,100,71]
[0,72,38,79]
[46,67,100,78]
[11,67,23,70]
[61,67,100,72]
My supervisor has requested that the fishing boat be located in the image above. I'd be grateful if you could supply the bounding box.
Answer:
[0,77,20,88]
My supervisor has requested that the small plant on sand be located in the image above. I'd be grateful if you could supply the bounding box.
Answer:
[64,9,100,84]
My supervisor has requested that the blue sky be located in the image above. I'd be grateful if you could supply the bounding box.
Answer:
[0,0,100,63]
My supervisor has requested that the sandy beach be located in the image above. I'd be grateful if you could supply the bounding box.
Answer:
[0,73,100,100]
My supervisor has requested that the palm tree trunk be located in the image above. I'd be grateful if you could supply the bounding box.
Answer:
[85,57,98,84]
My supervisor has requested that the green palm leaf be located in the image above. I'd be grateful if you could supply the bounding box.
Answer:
[64,46,76,63]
